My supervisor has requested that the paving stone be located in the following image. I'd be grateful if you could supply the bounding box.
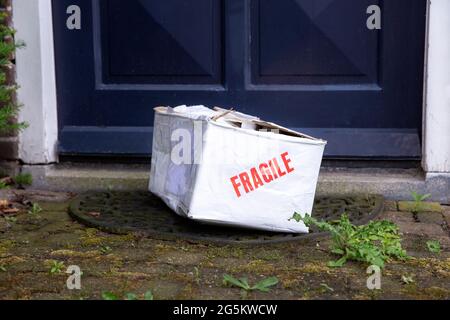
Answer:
[436,237,450,250]
[384,201,398,211]
[382,211,415,224]
[442,207,450,228]
[0,218,11,233]
[156,252,205,266]
[0,190,73,204]
[150,280,185,299]
[398,201,442,213]
[0,190,17,202]
[396,221,447,237]
[39,202,70,212]
[377,212,449,244]
[417,212,445,225]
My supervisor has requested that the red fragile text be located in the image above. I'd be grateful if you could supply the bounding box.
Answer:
[230,152,295,198]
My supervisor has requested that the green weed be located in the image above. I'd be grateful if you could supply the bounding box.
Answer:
[223,274,278,293]
[100,245,112,254]
[14,173,32,187]
[411,191,431,213]
[290,213,409,268]
[49,260,65,274]
[28,203,42,215]
[426,240,441,254]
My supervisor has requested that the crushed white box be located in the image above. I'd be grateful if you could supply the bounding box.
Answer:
[149,105,327,233]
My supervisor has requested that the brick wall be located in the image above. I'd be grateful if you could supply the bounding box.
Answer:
[0,0,20,176]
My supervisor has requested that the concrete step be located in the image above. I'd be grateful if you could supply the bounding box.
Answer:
[21,163,450,204]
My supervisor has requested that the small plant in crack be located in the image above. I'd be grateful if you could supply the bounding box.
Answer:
[223,274,278,293]
[290,212,409,268]
[411,191,431,214]
[193,266,201,285]
[28,203,42,215]
[4,216,16,223]
[49,260,65,274]
[13,173,33,188]
[100,245,112,254]
[426,240,441,254]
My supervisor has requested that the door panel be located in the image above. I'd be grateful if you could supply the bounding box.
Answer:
[251,0,378,84]
[53,0,426,158]
[100,0,222,84]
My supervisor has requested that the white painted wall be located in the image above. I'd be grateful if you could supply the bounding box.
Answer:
[423,0,450,173]
[13,0,58,164]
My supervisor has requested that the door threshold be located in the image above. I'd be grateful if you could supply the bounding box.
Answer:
[19,162,450,204]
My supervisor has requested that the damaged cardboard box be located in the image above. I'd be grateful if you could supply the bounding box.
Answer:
[149,105,326,233]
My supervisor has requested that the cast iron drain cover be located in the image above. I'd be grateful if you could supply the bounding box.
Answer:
[69,192,384,244]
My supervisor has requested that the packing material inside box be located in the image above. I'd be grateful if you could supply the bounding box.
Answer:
[149,105,327,233]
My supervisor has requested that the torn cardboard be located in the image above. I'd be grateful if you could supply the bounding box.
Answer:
[149,105,326,233]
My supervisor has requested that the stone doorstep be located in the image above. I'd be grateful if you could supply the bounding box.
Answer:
[20,163,450,204]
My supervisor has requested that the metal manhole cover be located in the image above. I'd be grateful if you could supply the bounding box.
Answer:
[69,192,384,244]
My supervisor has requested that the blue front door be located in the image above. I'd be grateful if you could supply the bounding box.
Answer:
[52,0,426,158]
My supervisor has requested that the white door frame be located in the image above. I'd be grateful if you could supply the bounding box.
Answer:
[13,0,58,164]
[13,0,450,173]
[423,0,450,173]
